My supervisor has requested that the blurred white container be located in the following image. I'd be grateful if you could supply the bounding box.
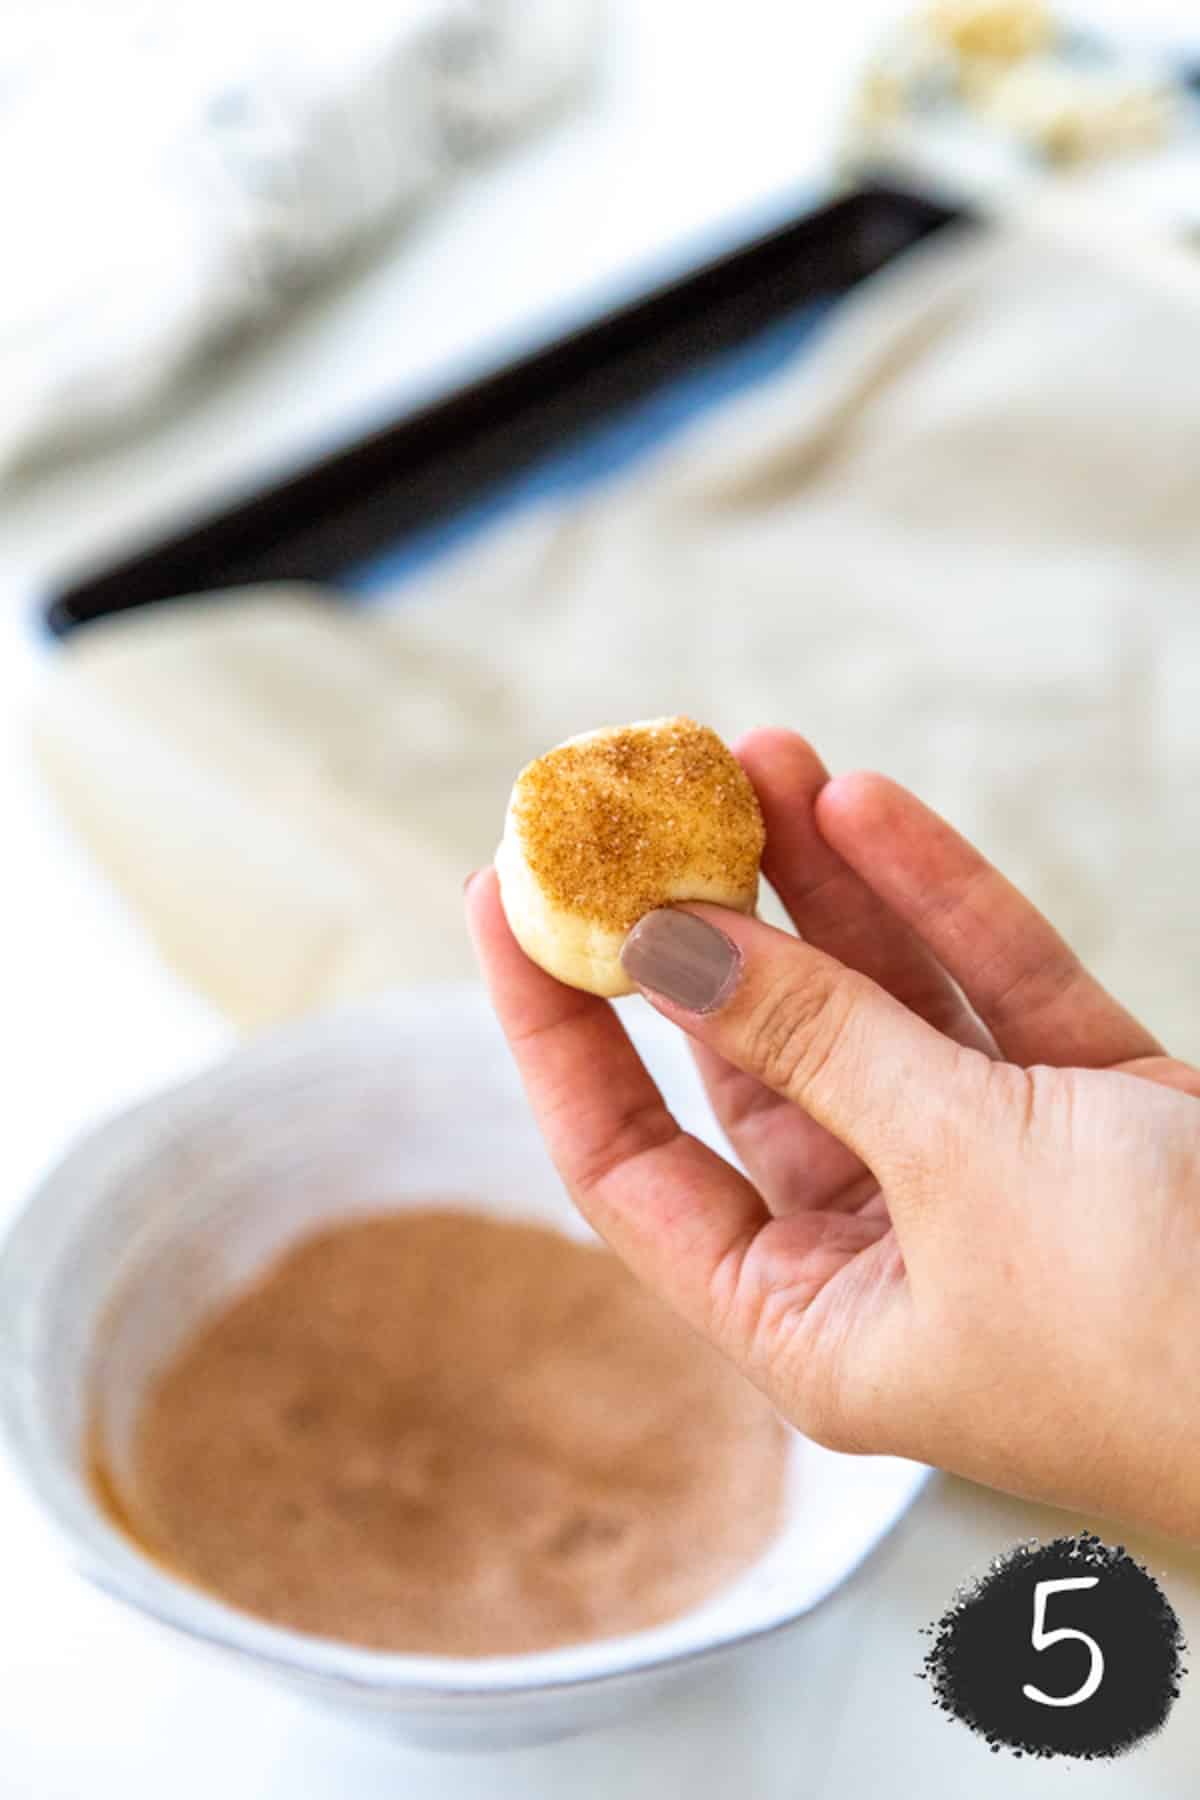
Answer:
[0,982,927,1750]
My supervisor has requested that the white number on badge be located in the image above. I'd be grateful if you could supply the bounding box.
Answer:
[1022,1577,1104,1708]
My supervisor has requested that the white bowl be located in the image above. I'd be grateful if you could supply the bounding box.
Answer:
[0,982,927,1750]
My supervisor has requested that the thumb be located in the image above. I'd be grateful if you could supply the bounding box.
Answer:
[621,904,985,1191]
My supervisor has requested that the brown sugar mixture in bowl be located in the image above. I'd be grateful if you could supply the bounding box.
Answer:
[97,1210,789,1656]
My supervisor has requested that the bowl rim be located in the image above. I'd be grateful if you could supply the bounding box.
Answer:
[0,982,931,1702]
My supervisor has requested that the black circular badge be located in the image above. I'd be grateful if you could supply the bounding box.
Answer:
[921,1533,1187,1760]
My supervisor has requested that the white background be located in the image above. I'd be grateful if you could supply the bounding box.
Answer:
[4,2,1200,1795]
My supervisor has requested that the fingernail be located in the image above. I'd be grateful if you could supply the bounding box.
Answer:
[621,910,742,1014]
[463,867,483,894]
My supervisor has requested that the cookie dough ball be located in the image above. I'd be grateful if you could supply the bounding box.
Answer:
[495,716,765,997]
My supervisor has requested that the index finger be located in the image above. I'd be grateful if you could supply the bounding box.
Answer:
[463,868,768,1334]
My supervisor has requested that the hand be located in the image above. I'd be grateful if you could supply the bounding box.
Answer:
[465,730,1200,1540]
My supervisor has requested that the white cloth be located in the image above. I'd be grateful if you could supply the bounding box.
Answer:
[31,215,1200,1063]
[0,0,601,477]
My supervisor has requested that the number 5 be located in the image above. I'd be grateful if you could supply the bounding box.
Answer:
[1022,1577,1104,1708]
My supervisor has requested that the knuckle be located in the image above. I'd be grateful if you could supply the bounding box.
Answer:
[987,1058,1059,1142]
[705,1228,760,1354]
[883,1042,993,1197]
[985,941,1083,1029]
[743,967,858,1103]
[569,1096,680,1199]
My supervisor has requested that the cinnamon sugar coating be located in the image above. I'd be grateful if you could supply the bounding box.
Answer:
[513,718,764,934]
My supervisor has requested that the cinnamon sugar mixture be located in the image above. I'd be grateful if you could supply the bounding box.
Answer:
[100,1210,788,1655]
[514,718,764,934]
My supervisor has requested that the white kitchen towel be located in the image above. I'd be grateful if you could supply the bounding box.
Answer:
[0,0,602,478]
[33,214,1200,1058]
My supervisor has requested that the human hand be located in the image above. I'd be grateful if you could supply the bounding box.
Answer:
[465,730,1200,1540]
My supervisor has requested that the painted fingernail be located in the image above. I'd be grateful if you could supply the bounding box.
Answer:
[621,910,742,1014]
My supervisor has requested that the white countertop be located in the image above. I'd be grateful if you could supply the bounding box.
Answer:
[4,3,1200,1793]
